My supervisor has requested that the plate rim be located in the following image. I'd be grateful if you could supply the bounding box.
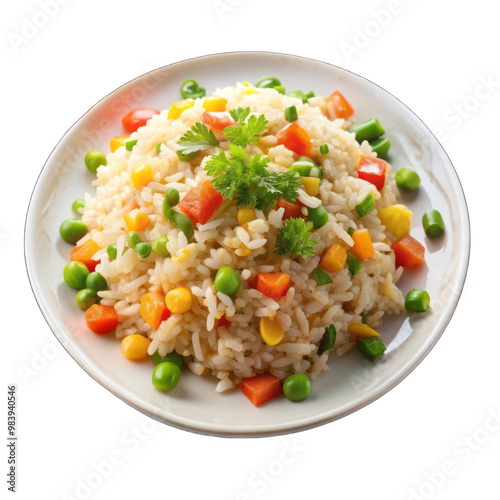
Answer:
[24,50,471,437]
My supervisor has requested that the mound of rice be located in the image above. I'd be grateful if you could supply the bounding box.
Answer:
[80,82,404,392]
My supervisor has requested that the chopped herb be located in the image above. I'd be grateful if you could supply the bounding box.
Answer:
[176,122,219,160]
[156,143,162,155]
[318,324,337,355]
[275,218,318,258]
[320,144,329,154]
[361,312,368,325]
[206,145,301,209]
[125,139,138,151]
[287,90,315,103]
[180,79,205,99]
[346,255,362,275]
[347,227,356,236]
[223,107,268,148]
[312,268,333,286]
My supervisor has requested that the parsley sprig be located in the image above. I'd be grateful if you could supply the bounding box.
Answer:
[223,107,268,147]
[177,122,219,158]
[275,218,318,258]
[204,107,301,209]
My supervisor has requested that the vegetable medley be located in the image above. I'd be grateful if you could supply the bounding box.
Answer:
[60,76,444,407]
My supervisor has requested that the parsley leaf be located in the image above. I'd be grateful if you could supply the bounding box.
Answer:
[224,107,268,148]
[205,145,301,210]
[177,122,219,157]
[275,218,318,258]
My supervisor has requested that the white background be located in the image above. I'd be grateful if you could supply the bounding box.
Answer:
[2,0,499,499]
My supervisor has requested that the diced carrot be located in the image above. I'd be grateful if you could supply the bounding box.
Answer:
[391,234,425,268]
[178,179,224,225]
[357,157,387,191]
[70,238,101,272]
[140,292,170,330]
[275,197,304,220]
[276,123,312,158]
[256,273,290,299]
[319,244,347,273]
[201,112,236,131]
[241,373,283,407]
[326,90,354,119]
[218,314,231,328]
[351,228,374,261]
[85,305,119,334]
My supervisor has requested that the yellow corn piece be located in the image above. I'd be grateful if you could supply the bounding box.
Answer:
[378,204,413,241]
[203,97,227,112]
[260,316,285,346]
[301,177,321,197]
[243,88,259,96]
[168,100,194,120]
[110,135,129,153]
[242,81,252,87]
[237,243,252,257]
[132,164,153,190]
[123,209,150,232]
[121,334,151,361]
[165,287,192,314]
[237,208,257,226]
[348,323,381,338]
[320,244,347,273]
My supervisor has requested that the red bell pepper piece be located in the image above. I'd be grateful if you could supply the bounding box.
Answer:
[178,180,224,225]
[357,157,387,191]
[276,123,312,157]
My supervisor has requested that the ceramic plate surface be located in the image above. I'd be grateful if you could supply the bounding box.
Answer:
[25,52,470,437]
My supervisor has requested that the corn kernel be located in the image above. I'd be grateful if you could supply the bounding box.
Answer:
[237,208,257,226]
[348,323,381,338]
[165,287,192,314]
[121,334,151,361]
[132,164,153,190]
[237,243,252,257]
[168,100,194,120]
[110,135,129,153]
[243,88,259,96]
[378,204,413,241]
[203,97,227,112]
[123,209,150,232]
[260,316,285,346]
[301,177,321,197]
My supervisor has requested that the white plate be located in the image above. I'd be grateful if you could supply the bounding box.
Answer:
[25,52,470,437]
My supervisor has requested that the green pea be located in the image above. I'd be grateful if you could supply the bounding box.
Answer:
[151,236,170,257]
[405,289,430,312]
[59,218,88,244]
[86,272,107,292]
[135,242,152,258]
[127,231,142,249]
[63,261,89,289]
[152,350,184,369]
[307,204,329,229]
[76,288,98,310]
[72,199,85,214]
[395,167,420,191]
[84,150,107,174]
[214,267,241,296]
[369,137,391,160]
[107,243,117,260]
[283,373,312,402]
[357,337,386,360]
[165,188,180,207]
[422,210,444,238]
[152,362,181,391]
[348,118,385,143]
